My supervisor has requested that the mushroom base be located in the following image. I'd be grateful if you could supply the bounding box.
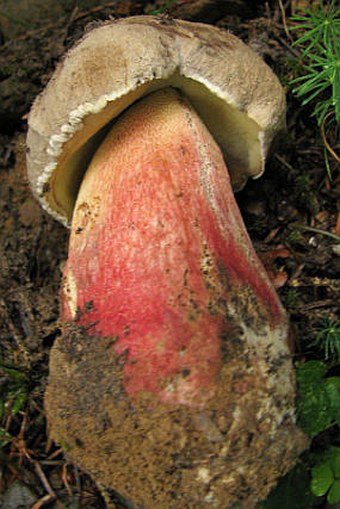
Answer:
[46,323,307,509]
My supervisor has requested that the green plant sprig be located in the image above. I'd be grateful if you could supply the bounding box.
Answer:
[0,365,28,443]
[289,0,340,126]
[147,0,178,15]
[311,318,340,364]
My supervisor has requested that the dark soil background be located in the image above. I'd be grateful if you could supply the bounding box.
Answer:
[0,1,339,508]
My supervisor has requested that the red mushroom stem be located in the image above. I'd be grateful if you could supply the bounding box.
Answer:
[62,88,287,408]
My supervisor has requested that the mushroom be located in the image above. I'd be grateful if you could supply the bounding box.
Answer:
[26,16,307,509]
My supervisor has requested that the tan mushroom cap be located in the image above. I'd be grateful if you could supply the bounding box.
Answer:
[26,16,286,226]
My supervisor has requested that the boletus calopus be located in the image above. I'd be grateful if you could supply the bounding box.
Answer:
[26,16,307,509]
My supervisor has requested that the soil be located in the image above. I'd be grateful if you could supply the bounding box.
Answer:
[45,321,306,509]
[0,1,339,509]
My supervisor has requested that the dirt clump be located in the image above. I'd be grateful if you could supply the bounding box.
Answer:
[46,321,307,509]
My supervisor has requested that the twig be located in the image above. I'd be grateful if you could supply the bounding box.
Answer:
[274,153,295,171]
[9,412,32,466]
[46,447,64,460]
[290,222,340,243]
[321,111,340,163]
[32,460,65,508]
[295,299,336,311]
[336,211,340,237]
[33,460,56,498]
[62,462,73,497]
[31,493,56,509]
[274,32,301,58]
[278,0,293,42]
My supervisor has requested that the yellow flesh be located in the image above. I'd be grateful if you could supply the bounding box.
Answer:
[48,76,260,223]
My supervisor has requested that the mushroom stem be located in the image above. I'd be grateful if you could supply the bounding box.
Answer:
[62,88,288,407]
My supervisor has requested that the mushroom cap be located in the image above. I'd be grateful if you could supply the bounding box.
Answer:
[26,16,286,226]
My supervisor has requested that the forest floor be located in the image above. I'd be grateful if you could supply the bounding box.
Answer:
[0,1,339,508]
